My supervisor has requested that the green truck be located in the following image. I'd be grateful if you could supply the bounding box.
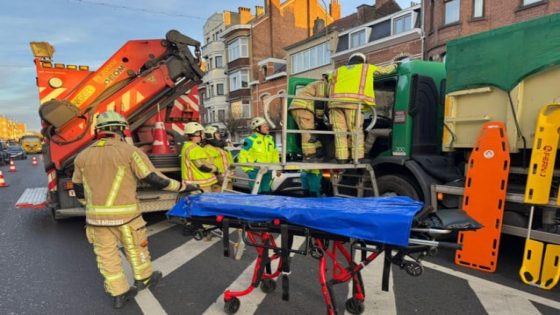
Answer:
[285,13,560,245]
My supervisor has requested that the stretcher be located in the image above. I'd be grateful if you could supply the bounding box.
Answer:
[168,192,481,315]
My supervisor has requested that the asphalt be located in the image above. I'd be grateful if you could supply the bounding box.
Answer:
[0,157,558,315]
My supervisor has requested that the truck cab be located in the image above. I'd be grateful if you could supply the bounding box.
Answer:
[287,60,462,203]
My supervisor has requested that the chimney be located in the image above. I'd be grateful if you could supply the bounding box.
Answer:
[255,5,265,16]
[313,18,326,35]
[356,4,375,23]
[329,0,340,20]
[239,7,252,24]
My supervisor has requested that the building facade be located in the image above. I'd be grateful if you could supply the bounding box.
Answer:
[0,116,26,140]
[331,1,421,67]
[200,13,231,129]
[249,0,340,128]
[424,0,560,61]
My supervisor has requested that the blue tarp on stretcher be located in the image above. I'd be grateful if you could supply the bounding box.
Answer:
[168,193,423,247]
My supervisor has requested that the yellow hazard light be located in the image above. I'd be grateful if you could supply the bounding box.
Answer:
[79,65,89,71]
[437,192,444,201]
[54,63,65,69]
[42,62,53,68]
[66,65,77,70]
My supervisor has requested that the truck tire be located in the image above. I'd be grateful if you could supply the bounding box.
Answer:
[376,175,420,200]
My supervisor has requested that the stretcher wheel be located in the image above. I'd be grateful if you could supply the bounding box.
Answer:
[403,261,423,277]
[345,297,365,314]
[193,231,204,241]
[260,279,276,293]
[224,297,240,314]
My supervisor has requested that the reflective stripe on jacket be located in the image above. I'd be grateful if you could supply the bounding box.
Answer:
[238,132,280,172]
[180,141,218,187]
[330,64,376,108]
[204,144,233,174]
[72,137,181,226]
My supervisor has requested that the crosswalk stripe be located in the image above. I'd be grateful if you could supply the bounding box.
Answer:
[470,281,541,314]
[345,251,396,315]
[147,220,175,237]
[203,236,306,315]
[422,261,560,310]
[125,229,218,315]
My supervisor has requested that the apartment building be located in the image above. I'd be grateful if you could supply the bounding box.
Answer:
[424,0,560,61]
[199,12,234,128]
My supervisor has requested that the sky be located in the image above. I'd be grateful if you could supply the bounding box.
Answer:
[0,0,411,131]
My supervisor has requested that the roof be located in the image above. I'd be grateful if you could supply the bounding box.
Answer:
[284,0,402,50]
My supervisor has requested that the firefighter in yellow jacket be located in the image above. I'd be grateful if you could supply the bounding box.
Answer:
[180,122,219,192]
[203,125,233,191]
[238,117,280,193]
[329,52,396,163]
[289,74,329,162]
[72,111,187,309]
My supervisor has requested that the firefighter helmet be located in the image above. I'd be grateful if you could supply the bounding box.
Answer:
[204,125,219,139]
[250,117,268,130]
[95,111,128,130]
[184,122,204,135]
[348,52,367,65]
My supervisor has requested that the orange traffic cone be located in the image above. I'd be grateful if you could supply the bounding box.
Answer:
[152,110,172,154]
[32,156,38,166]
[0,169,8,187]
[9,160,16,172]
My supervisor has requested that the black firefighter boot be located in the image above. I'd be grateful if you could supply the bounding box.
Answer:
[113,287,138,309]
[135,270,163,291]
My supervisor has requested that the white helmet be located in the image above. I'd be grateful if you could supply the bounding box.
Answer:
[348,52,367,65]
[204,125,219,139]
[250,117,267,130]
[184,122,204,135]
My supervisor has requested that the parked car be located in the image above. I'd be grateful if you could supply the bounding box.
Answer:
[227,148,302,194]
[0,140,9,166]
[6,145,27,160]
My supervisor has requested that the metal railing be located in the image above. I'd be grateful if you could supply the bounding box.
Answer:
[263,94,377,165]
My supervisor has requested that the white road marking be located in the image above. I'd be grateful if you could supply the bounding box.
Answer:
[203,236,306,315]
[345,250,396,315]
[147,220,176,237]
[423,261,560,310]
[123,227,218,315]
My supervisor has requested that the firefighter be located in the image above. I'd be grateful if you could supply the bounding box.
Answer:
[203,125,233,191]
[72,111,188,309]
[180,122,219,192]
[238,117,280,193]
[288,73,330,162]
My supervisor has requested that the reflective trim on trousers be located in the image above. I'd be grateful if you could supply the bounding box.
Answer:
[119,223,152,280]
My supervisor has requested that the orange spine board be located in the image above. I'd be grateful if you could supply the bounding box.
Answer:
[455,121,510,272]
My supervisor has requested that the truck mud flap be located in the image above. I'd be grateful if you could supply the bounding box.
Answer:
[455,121,510,272]
[520,103,560,289]
[16,187,49,208]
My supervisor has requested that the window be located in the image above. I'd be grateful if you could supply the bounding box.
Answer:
[369,20,391,41]
[393,14,412,35]
[218,110,226,121]
[472,0,484,17]
[444,0,460,25]
[208,57,213,71]
[215,55,223,68]
[228,37,249,61]
[229,70,249,91]
[523,0,543,5]
[216,83,224,95]
[350,29,366,48]
[242,101,251,118]
[209,84,214,98]
[290,42,331,74]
